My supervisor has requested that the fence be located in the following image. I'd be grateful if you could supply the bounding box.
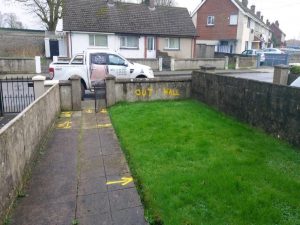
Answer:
[264,54,289,66]
[0,77,35,116]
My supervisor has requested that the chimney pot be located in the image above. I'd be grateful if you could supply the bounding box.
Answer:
[261,15,263,21]
[149,0,155,10]
[256,11,261,18]
[275,20,279,27]
[250,5,255,13]
[242,0,248,7]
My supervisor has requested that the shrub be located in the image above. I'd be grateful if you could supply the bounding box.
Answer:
[290,66,300,74]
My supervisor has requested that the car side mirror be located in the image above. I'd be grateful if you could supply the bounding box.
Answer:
[124,62,128,67]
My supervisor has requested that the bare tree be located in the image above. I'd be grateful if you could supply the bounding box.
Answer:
[0,12,24,29]
[11,0,62,31]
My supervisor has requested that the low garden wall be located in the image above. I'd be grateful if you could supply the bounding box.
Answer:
[172,58,226,71]
[106,76,191,105]
[0,57,36,74]
[0,84,60,220]
[237,56,257,69]
[192,71,300,147]
[129,58,160,71]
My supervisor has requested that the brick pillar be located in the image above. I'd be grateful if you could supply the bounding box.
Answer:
[273,65,289,85]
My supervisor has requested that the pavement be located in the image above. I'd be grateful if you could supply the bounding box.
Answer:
[9,100,147,225]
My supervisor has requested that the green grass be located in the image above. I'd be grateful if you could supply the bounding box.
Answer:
[109,100,300,225]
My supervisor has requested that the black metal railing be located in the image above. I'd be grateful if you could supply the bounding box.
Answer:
[0,77,35,116]
[93,80,107,113]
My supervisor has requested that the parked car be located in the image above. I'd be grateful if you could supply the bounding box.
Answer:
[241,49,265,65]
[49,49,154,97]
[263,48,284,54]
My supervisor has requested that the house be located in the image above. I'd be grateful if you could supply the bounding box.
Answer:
[191,0,272,54]
[270,21,286,47]
[63,0,196,59]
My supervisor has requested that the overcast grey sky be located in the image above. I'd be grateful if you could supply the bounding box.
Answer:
[0,0,299,39]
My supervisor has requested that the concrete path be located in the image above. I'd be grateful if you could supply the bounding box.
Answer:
[10,100,147,225]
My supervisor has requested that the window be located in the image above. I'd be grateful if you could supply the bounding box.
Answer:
[89,34,108,47]
[71,55,84,64]
[230,15,238,25]
[165,38,180,50]
[207,16,215,26]
[91,53,107,65]
[120,36,139,49]
[108,54,125,66]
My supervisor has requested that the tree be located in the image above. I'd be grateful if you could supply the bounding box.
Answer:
[0,12,24,29]
[11,0,62,31]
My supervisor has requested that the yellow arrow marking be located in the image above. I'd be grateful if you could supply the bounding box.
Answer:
[97,123,112,128]
[60,112,72,118]
[56,121,72,129]
[106,177,133,186]
[85,109,94,114]
[100,108,107,113]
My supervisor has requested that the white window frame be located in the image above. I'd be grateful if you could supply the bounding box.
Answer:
[89,34,108,47]
[229,15,238,25]
[207,16,215,26]
[120,36,139,49]
[164,38,180,50]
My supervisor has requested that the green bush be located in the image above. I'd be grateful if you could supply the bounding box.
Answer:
[290,66,300,74]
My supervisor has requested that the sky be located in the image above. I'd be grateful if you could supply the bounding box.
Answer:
[0,0,299,39]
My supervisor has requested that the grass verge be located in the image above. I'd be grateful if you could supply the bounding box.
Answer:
[109,100,300,225]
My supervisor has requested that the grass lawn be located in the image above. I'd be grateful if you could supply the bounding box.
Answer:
[109,100,300,225]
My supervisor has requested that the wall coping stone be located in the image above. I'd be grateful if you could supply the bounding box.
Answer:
[115,77,191,84]
[32,75,46,81]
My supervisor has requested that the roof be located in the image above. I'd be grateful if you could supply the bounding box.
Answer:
[63,0,196,37]
[191,0,270,30]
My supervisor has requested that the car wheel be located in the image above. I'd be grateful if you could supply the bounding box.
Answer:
[136,75,147,78]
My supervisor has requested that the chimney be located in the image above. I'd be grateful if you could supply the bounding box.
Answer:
[266,19,270,26]
[242,0,248,7]
[107,0,114,6]
[275,20,279,27]
[261,15,263,21]
[250,5,255,13]
[256,11,261,18]
[149,0,155,10]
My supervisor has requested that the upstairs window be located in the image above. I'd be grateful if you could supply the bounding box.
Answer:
[165,38,180,50]
[120,36,139,49]
[89,34,108,47]
[207,16,215,26]
[230,15,238,25]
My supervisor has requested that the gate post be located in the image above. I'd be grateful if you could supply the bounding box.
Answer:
[273,65,289,85]
[32,75,46,98]
[106,75,116,107]
[70,75,82,111]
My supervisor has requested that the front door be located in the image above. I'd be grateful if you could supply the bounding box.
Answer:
[147,37,156,59]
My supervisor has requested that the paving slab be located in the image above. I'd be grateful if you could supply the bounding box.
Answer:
[9,100,147,225]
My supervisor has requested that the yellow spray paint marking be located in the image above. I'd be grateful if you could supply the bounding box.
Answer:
[97,123,112,128]
[60,112,72,118]
[106,177,133,186]
[56,121,72,129]
[85,109,94,114]
[100,108,107,114]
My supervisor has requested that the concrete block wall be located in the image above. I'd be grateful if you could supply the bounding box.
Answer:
[0,58,36,74]
[0,84,60,220]
[173,58,226,71]
[237,56,257,69]
[128,58,159,71]
[105,77,191,106]
[192,71,300,147]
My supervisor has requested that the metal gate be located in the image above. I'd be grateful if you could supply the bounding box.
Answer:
[0,77,35,116]
[264,54,289,66]
[93,81,107,113]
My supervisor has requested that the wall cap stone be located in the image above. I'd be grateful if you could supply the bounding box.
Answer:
[32,75,46,81]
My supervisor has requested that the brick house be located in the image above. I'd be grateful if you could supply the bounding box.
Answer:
[191,0,272,54]
[270,21,286,47]
[63,0,196,59]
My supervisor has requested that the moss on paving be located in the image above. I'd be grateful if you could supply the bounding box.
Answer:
[109,100,300,225]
